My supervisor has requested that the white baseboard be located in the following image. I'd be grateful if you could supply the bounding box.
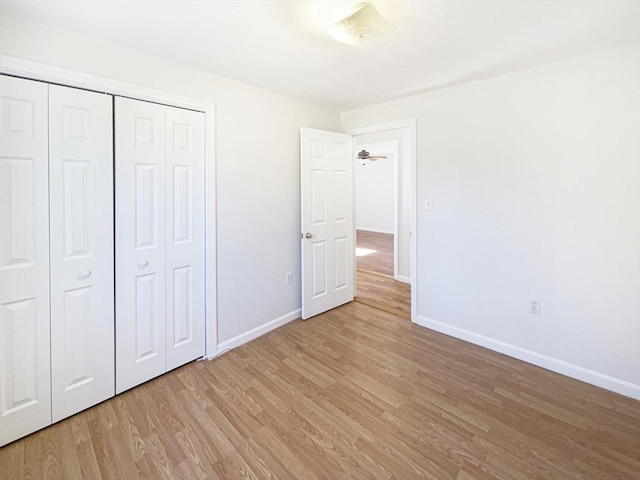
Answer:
[356,227,394,235]
[396,275,411,284]
[206,309,301,360]
[415,315,640,400]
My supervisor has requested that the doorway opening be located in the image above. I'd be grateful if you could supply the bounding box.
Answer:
[350,124,415,320]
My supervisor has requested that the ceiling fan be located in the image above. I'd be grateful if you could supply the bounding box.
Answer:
[357,149,387,161]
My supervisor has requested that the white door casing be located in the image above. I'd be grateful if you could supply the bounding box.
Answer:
[49,85,114,422]
[115,97,167,393]
[165,106,205,370]
[0,75,51,446]
[300,128,354,319]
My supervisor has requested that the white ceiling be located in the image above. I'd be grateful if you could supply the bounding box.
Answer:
[1,0,638,109]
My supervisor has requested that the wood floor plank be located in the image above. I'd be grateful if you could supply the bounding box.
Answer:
[254,407,350,479]
[251,426,322,480]
[75,437,103,480]
[356,230,394,276]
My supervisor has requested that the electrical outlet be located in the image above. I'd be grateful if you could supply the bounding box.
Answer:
[285,272,293,285]
[424,198,433,211]
[529,298,540,315]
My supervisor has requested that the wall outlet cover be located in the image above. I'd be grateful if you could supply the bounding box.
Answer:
[529,298,540,315]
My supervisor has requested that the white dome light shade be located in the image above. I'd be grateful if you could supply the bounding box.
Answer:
[325,3,396,46]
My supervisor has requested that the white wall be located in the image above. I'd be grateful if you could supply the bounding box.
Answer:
[356,142,395,233]
[0,14,340,345]
[342,43,640,398]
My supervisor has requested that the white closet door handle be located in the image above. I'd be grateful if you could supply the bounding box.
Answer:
[138,260,149,269]
[79,269,92,279]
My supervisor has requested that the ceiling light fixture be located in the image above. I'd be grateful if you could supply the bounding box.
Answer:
[325,3,396,46]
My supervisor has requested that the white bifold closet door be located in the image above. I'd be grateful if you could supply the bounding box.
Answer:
[115,97,205,394]
[164,106,206,371]
[1,77,113,446]
[0,75,51,446]
[48,85,114,423]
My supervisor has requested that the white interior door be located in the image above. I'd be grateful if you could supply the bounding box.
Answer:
[165,106,205,370]
[115,97,166,394]
[300,128,354,319]
[0,75,51,446]
[49,85,114,422]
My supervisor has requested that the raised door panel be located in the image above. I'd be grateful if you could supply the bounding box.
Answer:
[115,97,166,394]
[0,75,51,446]
[165,107,205,370]
[48,85,114,422]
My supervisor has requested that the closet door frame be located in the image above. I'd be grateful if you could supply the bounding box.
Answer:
[0,55,218,359]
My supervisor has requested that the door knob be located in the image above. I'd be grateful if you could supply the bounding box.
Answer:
[305,232,313,239]
[79,269,92,279]
[138,260,149,268]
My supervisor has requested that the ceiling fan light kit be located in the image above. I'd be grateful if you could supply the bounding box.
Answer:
[357,149,388,165]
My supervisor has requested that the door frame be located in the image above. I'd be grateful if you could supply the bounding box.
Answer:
[0,55,219,358]
[346,119,417,322]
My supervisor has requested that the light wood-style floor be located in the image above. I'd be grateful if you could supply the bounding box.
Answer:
[356,230,411,319]
[356,230,394,276]
[1,302,639,479]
